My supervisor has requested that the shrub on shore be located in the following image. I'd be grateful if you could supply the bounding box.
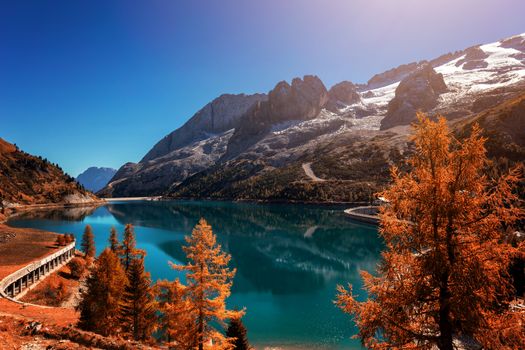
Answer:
[68,257,87,280]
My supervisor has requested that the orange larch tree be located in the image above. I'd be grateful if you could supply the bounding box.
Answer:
[120,223,144,271]
[81,224,96,259]
[336,114,524,350]
[155,278,197,349]
[77,248,127,336]
[109,226,120,254]
[171,218,243,350]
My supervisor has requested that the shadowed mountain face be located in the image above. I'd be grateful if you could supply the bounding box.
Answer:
[98,93,267,197]
[76,167,116,193]
[101,33,525,201]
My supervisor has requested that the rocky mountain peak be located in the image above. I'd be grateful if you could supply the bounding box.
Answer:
[141,92,267,162]
[267,75,328,121]
[380,64,447,130]
[222,75,329,160]
[76,167,117,193]
[326,81,361,111]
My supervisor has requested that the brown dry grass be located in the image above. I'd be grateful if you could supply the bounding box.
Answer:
[21,264,79,307]
[0,224,60,279]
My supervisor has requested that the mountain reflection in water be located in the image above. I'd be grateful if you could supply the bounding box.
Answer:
[9,200,382,349]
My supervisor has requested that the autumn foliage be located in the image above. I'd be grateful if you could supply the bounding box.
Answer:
[80,225,95,258]
[119,256,157,341]
[109,226,120,254]
[77,248,127,336]
[165,218,243,350]
[68,256,87,279]
[336,114,524,350]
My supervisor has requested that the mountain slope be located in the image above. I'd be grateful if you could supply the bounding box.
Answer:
[76,167,117,193]
[99,93,267,197]
[102,33,525,202]
[0,138,97,210]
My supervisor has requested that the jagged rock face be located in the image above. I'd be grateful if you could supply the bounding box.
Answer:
[100,33,525,200]
[326,81,361,111]
[268,75,329,122]
[223,75,329,160]
[455,46,488,70]
[380,65,447,130]
[142,93,267,162]
[366,62,422,90]
[101,93,265,197]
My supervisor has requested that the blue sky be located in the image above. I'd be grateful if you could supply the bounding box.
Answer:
[1,0,524,176]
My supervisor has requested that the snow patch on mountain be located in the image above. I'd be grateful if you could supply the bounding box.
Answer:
[435,37,525,100]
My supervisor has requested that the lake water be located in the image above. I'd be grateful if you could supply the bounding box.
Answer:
[8,200,382,349]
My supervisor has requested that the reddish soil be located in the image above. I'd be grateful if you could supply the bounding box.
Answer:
[0,315,89,350]
[0,224,61,279]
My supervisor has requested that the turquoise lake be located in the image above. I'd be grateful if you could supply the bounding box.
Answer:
[8,200,382,349]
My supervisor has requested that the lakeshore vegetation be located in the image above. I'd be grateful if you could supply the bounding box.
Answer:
[75,219,250,349]
[64,115,523,349]
[336,114,525,350]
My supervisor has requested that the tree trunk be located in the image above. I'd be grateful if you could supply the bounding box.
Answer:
[438,272,454,350]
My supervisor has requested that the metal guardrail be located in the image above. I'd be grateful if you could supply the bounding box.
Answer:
[0,241,76,305]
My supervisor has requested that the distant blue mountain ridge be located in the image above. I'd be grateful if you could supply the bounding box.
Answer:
[76,167,117,193]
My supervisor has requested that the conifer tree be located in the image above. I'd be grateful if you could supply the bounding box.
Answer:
[336,114,525,350]
[155,279,196,348]
[120,223,141,271]
[171,218,243,350]
[226,316,251,350]
[80,224,96,258]
[119,256,157,341]
[109,226,120,253]
[77,248,127,336]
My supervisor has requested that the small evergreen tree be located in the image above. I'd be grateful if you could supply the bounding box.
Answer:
[80,225,96,258]
[64,233,74,244]
[171,218,243,350]
[226,316,251,350]
[119,256,157,341]
[120,224,141,271]
[77,248,127,336]
[109,226,120,253]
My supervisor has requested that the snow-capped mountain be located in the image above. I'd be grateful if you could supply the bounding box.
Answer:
[101,33,525,201]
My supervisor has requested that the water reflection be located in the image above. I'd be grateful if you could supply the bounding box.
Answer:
[9,200,382,349]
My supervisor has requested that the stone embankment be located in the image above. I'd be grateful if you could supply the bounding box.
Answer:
[344,206,380,225]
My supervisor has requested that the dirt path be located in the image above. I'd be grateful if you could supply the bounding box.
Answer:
[61,276,85,309]
[302,162,326,182]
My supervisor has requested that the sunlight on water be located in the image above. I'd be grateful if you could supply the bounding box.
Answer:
[8,200,382,349]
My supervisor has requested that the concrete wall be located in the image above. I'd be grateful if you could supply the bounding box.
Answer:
[0,241,76,303]
[344,206,380,225]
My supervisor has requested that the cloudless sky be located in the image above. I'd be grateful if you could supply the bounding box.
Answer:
[1,0,524,176]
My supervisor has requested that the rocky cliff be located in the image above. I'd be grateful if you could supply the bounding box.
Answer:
[380,64,448,130]
[101,33,525,202]
[99,93,266,197]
